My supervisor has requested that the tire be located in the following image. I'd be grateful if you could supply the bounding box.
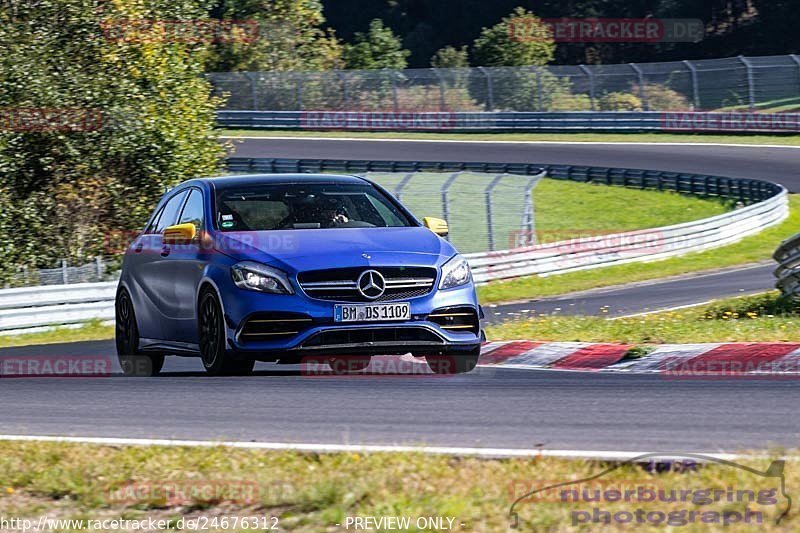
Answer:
[426,348,480,375]
[328,356,371,374]
[198,289,255,376]
[116,288,164,377]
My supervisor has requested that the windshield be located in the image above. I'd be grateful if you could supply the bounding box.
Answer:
[215,182,414,231]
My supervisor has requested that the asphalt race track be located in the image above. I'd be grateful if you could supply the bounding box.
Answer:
[2,138,799,453]
[228,137,800,192]
[1,342,798,452]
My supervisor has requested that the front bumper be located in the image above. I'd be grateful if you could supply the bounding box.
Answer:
[219,281,483,361]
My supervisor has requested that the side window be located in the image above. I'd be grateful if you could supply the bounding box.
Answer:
[145,206,165,234]
[154,190,189,234]
[178,189,204,233]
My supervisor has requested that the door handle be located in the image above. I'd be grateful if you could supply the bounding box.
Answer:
[161,245,171,257]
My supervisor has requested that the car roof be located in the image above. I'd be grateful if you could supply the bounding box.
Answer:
[185,174,370,190]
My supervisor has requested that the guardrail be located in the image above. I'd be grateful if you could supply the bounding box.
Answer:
[218,110,800,134]
[774,234,800,297]
[0,282,116,333]
[0,157,788,333]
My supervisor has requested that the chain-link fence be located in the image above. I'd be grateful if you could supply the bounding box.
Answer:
[208,55,800,113]
[4,257,118,288]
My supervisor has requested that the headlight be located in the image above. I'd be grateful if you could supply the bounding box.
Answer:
[439,254,472,290]
[231,261,294,294]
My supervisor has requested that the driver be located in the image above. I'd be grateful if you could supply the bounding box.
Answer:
[318,197,349,227]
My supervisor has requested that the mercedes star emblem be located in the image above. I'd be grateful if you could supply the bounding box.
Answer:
[357,270,386,300]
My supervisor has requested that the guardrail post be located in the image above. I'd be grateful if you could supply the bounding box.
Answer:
[738,56,756,111]
[485,174,505,251]
[432,68,447,111]
[393,172,415,201]
[477,67,494,111]
[579,65,596,111]
[683,60,700,110]
[440,172,461,241]
[629,63,648,110]
[61,259,68,285]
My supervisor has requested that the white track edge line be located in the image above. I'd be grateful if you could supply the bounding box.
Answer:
[220,136,800,149]
[0,434,757,461]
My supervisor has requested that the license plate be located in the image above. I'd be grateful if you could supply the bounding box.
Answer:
[334,302,410,322]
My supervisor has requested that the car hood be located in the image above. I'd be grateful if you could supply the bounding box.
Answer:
[215,227,457,272]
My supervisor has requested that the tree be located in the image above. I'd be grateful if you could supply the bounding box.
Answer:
[431,45,470,68]
[343,19,410,70]
[0,0,224,279]
[472,7,555,67]
[206,0,344,72]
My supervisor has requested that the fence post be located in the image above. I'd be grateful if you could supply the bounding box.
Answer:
[440,172,461,241]
[520,173,545,246]
[738,56,756,111]
[246,72,259,111]
[683,60,700,110]
[393,172,415,201]
[95,256,104,279]
[791,55,800,95]
[534,67,544,111]
[629,63,648,110]
[61,259,68,285]
[578,65,596,111]
[477,67,494,111]
[432,68,447,111]
[336,71,350,111]
[484,174,505,251]
[386,69,400,113]
[295,73,304,111]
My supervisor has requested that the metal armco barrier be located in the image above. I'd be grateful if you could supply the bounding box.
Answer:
[774,234,800,296]
[217,110,800,134]
[0,158,788,332]
[0,282,116,332]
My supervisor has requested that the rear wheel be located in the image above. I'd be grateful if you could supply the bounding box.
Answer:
[426,348,480,375]
[199,289,255,376]
[328,356,371,374]
[116,289,164,377]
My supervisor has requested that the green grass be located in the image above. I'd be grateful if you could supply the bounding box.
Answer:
[0,320,114,349]
[221,129,800,146]
[364,174,728,254]
[487,292,800,344]
[0,440,794,532]
[718,96,800,114]
[478,194,799,305]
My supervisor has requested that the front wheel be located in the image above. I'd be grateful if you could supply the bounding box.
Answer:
[198,289,255,376]
[426,349,480,375]
[116,289,164,377]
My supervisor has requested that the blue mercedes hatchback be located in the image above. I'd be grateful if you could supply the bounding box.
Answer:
[116,174,484,376]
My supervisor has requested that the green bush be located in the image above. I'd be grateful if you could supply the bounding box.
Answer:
[549,93,592,111]
[632,83,691,111]
[0,0,224,276]
[598,92,644,111]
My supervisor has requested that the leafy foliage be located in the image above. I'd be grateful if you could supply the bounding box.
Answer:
[0,0,224,280]
[431,46,470,68]
[472,8,554,67]
[343,19,410,70]
[206,0,344,72]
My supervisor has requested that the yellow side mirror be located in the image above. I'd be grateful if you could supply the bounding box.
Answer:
[163,223,197,244]
[423,217,449,237]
